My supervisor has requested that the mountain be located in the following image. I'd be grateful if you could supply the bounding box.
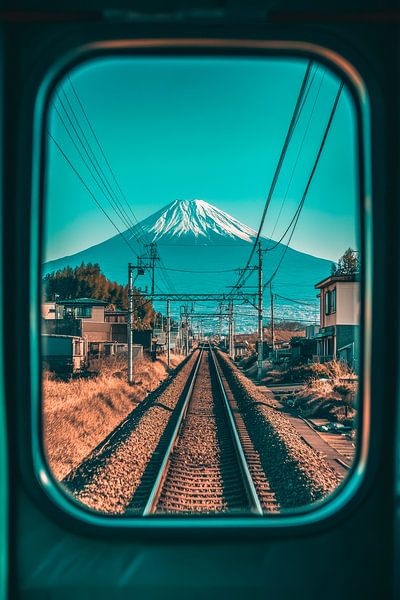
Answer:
[138,199,257,243]
[44,199,332,329]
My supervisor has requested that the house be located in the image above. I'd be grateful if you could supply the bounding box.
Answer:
[290,336,318,362]
[234,341,247,359]
[305,324,320,339]
[105,309,128,324]
[42,298,112,342]
[42,301,63,320]
[314,274,360,368]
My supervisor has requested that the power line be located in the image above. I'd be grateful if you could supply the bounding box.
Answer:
[264,81,344,289]
[61,80,177,296]
[54,103,135,237]
[48,133,137,256]
[274,293,317,307]
[68,77,149,247]
[267,69,326,249]
[56,91,145,247]
[156,265,239,274]
[230,60,313,294]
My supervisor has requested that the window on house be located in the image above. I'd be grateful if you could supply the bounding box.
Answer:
[39,51,364,524]
[331,288,337,313]
[325,291,331,315]
[76,307,92,318]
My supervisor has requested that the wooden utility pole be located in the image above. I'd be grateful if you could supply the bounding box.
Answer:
[128,262,134,384]
[166,298,171,369]
[257,242,263,380]
[270,282,275,356]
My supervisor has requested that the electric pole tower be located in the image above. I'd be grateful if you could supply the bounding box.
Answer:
[270,283,275,357]
[257,242,264,380]
[128,262,134,384]
[166,298,171,369]
[146,242,160,296]
[186,306,190,355]
[228,300,234,358]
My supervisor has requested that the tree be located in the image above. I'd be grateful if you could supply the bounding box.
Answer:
[331,248,360,276]
[42,262,155,328]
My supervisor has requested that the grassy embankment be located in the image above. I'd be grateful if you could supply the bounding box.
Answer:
[43,354,185,481]
[239,355,358,425]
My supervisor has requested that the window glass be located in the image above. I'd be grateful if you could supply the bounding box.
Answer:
[76,306,92,318]
[41,56,361,517]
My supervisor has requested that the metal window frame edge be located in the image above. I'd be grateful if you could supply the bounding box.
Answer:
[29,35,373,534]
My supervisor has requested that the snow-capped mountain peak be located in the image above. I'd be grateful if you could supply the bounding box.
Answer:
[138,199,257,243]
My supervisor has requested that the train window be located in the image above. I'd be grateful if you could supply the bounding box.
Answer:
[38,49,368,525]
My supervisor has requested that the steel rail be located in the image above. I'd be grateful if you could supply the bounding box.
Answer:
[142,346,204,516]
[209,345,264,516]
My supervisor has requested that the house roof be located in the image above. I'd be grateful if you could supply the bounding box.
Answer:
[315,274,359,289]
[57,297,108,306]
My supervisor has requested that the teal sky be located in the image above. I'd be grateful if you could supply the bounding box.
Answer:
[45,56,359,264]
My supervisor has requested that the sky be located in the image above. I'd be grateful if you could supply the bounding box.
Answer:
[45,56,359,263]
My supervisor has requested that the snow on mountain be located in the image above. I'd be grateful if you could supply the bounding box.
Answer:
[136,199,257,243]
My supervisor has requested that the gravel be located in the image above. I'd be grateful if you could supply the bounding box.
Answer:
[216,351,341,509]
[67,351,200,514]
[156,351,227,513]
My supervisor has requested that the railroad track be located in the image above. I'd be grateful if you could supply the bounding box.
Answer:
[134,344,278,516]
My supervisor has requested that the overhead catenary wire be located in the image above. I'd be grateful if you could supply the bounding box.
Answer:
[264,81,344,289]
[273,293,317,307]
[230,60,313,294]
[267,69,326,249]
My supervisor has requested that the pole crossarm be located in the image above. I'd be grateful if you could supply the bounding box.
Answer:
[187,312,230,318]
[132,292,258,302]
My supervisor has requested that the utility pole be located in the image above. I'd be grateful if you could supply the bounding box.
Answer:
[179,306,183,354]
[257,242,263,380]
[270,282,275,356]
[185,307,189,355]
[228,300,234,358]
[146,242,160,296]
[128,262,134,384]
[166,298,171,369]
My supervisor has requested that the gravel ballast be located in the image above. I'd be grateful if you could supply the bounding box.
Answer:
[64,351,200,514]
[216,351,341,509]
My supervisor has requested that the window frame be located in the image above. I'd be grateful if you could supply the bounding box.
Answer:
[29,36,373,534]
[76,306,92,319]
[331,287,337,314]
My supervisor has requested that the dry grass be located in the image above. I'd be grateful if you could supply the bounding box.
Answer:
[285,361,358,424]
[43,353,185,480]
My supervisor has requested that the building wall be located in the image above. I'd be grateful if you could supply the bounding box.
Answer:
[336,324,359,350]
[82,321,112,342]
[320,283,337,328]
[42,319,81,337]
[111,323,128,343]
[81,306,105,322]
[319,281,359,328]
[336,282,360,325]
[42,302,56,319]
